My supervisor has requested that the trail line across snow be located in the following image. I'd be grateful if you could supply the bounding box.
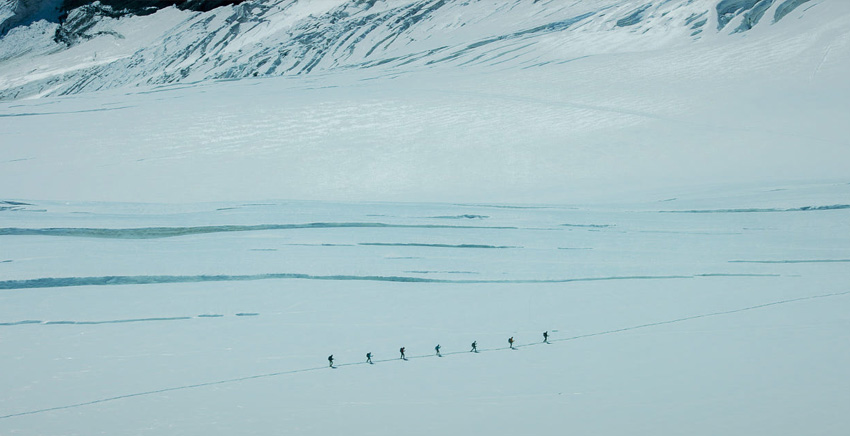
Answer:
[1,289,847,420]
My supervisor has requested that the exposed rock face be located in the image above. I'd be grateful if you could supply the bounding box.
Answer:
[60,0,247,14]
[1,0,63,35]
[0,0,247,40]
[53,2,126,45]
[52,0,249,45]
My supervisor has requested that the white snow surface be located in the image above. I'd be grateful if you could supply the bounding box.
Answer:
[1,0,850,435]
[1,0,849,204]
[1,186,850,435]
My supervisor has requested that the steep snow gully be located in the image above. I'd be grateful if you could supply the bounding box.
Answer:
[0,0,823,100]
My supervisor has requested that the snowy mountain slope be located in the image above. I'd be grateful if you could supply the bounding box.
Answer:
[0,0,837,100]
[3,11,849,204]
[1,1,848,204]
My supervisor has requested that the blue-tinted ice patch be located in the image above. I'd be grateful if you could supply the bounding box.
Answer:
[729,259,850,264]
[639,230,743,235]
[429,215,489,219]
[404,270,479,275]
[691,18,707,29]
[284,243,355,247]
[452,203,557,210]
[0,317,192,326]
[0,106,133,117]
[0,273,778,290]
[662,205,850,213]
[685,12,707,26]
[0,320,41,326]
[774,0,812,22]
[716,0,762,30]
[0,200,34,212]
[0,222,516,239]
[616,5,650,27]
[0,314,256,327]
[695,273,780,277]
[45,317,193,325]
[359,242,520,249]
[734,0,775,33]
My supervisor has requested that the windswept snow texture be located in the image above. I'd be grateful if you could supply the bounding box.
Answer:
[1,184,850,435]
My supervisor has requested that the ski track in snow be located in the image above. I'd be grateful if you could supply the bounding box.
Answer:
[2,289,847,421]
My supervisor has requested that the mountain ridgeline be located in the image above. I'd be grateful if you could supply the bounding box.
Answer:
[0,0,817,100]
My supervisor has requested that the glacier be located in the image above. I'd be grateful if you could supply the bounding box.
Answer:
[1,1,850,435]
[1,188,850,435]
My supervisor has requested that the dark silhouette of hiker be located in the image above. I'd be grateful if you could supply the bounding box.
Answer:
[328,355,334,368]
[366,352,373,364]
[543,331,549,343]
[400,347,406,360]
[470,341,478,352]
[508,337,515,349]
[435,344,441,357]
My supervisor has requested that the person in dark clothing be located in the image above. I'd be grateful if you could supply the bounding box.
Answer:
[470,341,478,352]
[399,347,406,360]
[328,355,334,368]
[543,331,549,343]
[508,337,515,349]
[366,352,373,364]
[435,344,442,357]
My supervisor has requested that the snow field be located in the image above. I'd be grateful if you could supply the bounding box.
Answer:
[2,187,850,435]
[2,1,850,205]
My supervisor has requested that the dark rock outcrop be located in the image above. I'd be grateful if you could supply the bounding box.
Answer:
[59,0,246,15]
[52,0,248,45]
